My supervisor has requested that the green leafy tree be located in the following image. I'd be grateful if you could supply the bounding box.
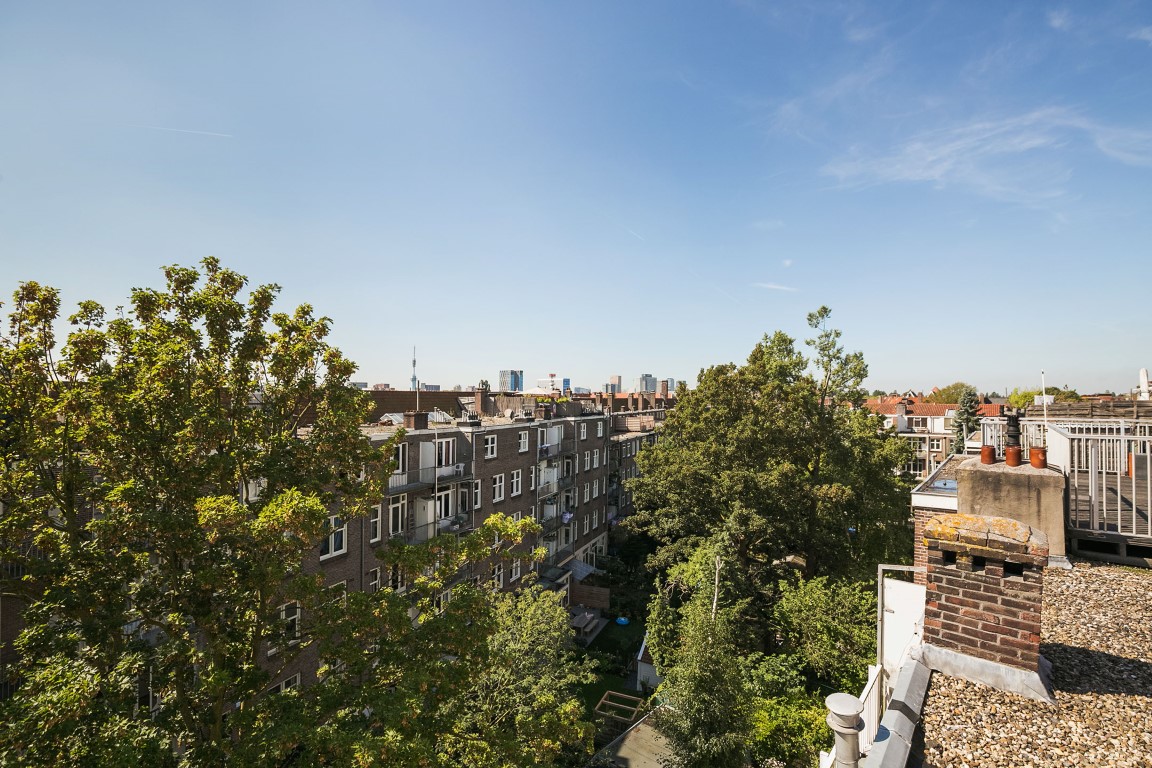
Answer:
[626,307,911,587]
[434,585,597,767]
[924,381,977,404]
[2,260,388,764]
[1008,386,1081,409]
[772,576,876,694]
[0,262,555,767]
[952,387,981,454]
[654,592,753,768]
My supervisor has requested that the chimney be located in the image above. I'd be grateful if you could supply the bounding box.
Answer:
[474,385,489,417]
[920,513,1054,703]
[403,411,429,431]
[658,380,669,399]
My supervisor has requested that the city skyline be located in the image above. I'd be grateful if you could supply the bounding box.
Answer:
[3,2,1152,394]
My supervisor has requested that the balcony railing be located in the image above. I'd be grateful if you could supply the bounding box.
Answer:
[387,463,469,492]
[538,438,577,461]
[539,504,576,535]
[393,514,475,545]
[537,474,575,498]
[543,542,576,568]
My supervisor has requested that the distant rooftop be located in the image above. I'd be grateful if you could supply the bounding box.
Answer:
[918,560,1152,766]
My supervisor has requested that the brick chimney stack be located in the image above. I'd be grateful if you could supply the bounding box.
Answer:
[403,411,428,431]
[920,513,1054,702]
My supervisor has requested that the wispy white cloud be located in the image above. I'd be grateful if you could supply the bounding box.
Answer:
[767,48,894,141]
[1130,26,1152,45]
[127,123,233,138]
[752,282,798,291]
[822,107,1152,206]
[1047,9,1071,31]
[624,227,646,242]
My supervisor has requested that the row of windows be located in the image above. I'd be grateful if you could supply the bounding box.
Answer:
[471,420,609,462]
[324,447,614,557]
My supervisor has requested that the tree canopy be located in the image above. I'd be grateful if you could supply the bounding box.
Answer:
[626,307,911,584]
[924,381,977,404]
[1008,386,1081,409]
[952,387,981,454]
[0,260,590,767]
[625,308,906,765]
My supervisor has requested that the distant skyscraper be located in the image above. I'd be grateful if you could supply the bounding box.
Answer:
[666,377,677,392]
[634,373,657,393]
[609,375,622,393]
[562,377,571,393]
[499,369,524,392]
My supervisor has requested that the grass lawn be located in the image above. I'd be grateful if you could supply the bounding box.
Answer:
[576,618,648,715]
[587,617,646,658]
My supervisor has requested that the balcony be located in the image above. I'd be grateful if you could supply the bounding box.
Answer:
[539,503,576,535]
[537,474,575,498]
[393,513,475,545]
[543,542,576,568]
[386,463,469,492]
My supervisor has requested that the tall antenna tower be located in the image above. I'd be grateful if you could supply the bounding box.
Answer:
[410,347,417,391]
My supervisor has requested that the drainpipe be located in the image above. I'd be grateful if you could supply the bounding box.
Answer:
[825,693,864,768]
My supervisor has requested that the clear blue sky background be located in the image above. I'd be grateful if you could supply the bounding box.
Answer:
[3,2,1151,395]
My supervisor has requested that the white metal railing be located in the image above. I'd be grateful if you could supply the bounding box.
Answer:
[1055,426,1152,538]
[858,664,883,756]
[387,466,437,490]
[819,664,884,768]
[979,419,1049,460]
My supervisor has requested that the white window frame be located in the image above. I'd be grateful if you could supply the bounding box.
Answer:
[593,509,599,529]
[493,563,504,590]
[369,567,381,593]
[473,480,482,510]
[583,483,590,503]
[597,421,604,437]
[320,515,346,559]
[492,474,505,502]
[511,559,522,581]
[389,495,407,536]
[394,442,408,473]
[370,504,382,543]
[583,515,590,535]
[390,564,406,592]
[518,430,529,453]
[436,437,456,467]
[268,601,300,656]
[271,673,301,693]
[436,489,453,520]
[584,451,591,471]
[510,469,522,497]
[483,434,498,459]
[593,479,599,499]
[593,450,599,469]
[580,422,587,440]
[529,466,536,490]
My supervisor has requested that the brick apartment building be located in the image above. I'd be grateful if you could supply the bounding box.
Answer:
[267,392,618,692]
[0,387,671,699]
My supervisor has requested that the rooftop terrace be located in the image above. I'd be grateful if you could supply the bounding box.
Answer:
[919,560,1152,767]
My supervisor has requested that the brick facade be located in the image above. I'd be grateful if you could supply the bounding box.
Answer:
[922,513,1047,672]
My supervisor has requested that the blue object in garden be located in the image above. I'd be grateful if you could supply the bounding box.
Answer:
[615,617,630,625]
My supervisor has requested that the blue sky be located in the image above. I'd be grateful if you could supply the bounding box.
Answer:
[3,2,1152,395]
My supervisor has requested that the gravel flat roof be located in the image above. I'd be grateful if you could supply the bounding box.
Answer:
[919,560,1152,767]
